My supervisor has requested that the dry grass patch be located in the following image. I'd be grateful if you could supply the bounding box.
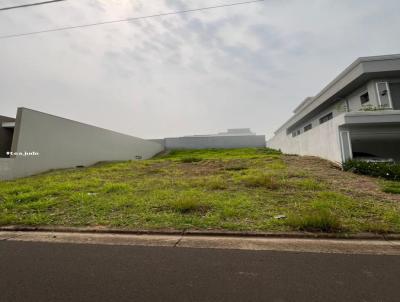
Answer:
[283,155,400,202]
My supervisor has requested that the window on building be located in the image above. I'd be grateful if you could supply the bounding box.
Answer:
[304,124,312,132]
[319,112,333,124]
[360,92,369,105]
[292,129,301,137]
[376,82,392,108]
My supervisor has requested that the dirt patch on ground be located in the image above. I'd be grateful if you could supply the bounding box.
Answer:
[178,159,253,177]
[283,155,400,202]
[179,160,226,177]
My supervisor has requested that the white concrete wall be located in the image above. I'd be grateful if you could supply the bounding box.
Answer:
[346,84,369,111]
[164,135,266,150]
[0,158,15,180]
[0,108,164,180]
[268,114,345,163]
[148,139,166,149]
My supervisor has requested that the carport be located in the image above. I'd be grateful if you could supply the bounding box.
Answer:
[339,111,400,163]
[350,124,400,162]
[0,115,15,158]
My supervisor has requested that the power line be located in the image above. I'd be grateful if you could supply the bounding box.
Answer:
[0,0,66,11]
[0,0,265,40]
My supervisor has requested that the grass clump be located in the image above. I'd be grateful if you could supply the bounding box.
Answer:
[293,178,326,191]
[102,183,131,193]
[180,157,202,163]
[241,172,281,190]
[382,181,400,194]
[7,192,44,204]
[225,164,247,171]
[203,177,228,190]
[287,209,341,232]
[166,192,212,214]
[361,222,391,234]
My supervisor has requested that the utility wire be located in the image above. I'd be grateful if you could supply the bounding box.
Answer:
[0,0,66,11]
[0,0,265,40]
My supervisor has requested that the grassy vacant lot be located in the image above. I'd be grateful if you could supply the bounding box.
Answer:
[1,148,400,233]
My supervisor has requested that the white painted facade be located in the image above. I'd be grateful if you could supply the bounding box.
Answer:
[268,55,400,164]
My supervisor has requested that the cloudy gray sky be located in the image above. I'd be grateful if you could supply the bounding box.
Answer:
[1,0,400,139]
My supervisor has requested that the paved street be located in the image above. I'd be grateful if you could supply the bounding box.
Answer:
[1,240,399,302]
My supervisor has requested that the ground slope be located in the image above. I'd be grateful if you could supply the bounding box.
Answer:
[0,148,399,233]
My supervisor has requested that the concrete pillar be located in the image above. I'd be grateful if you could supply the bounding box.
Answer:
[340,131,353,162]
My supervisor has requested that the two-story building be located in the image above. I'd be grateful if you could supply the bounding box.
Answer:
[268,54,400,164]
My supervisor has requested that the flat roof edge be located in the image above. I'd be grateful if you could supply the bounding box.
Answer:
[273,54,400,135]
[298,54,400,116]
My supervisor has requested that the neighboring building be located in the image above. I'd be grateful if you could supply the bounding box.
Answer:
[150,129,266,150]
[268,54,400,164]
[0,108,163,180]
[216,128,256,136]
[0,115,15,158]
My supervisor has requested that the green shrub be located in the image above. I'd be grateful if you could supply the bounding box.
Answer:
[180,157,202,163]
[256,148,282,155]
[287,209,341,232]
[343,160,400,181]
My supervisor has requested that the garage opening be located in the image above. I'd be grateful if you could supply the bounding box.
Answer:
[350,126,400,162]
[389,82,400,110]
[0,118,15,158]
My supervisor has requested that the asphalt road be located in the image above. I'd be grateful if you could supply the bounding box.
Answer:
[1,241,399,302]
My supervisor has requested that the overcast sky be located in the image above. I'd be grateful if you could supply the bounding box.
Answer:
[1,0,400,139]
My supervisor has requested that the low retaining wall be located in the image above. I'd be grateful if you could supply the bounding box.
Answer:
[268,115,344,163]
[0,108,164,180]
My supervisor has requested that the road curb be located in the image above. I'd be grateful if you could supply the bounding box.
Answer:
[0,225,397,240]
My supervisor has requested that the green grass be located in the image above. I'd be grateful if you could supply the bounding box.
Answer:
[159,148,281,160]
[180,157,203,163]
[240,172,281,190]
[382,181,400,194]
[102,183,131,194]
[287,209,341,232]
[0,148,399,233]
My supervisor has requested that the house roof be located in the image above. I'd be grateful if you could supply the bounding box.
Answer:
[275,54,400,134]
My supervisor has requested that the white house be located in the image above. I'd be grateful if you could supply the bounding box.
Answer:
[268,54,400,164]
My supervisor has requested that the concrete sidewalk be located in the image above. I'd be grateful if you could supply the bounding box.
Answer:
[1,231,400,255]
